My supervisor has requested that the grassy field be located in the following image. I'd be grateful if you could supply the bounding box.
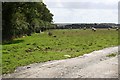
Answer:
[2,29,118,74]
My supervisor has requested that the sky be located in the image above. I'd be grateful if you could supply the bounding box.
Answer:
[43,0,119,24]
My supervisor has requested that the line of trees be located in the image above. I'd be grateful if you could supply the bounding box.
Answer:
[56,23,117,29]
[2,2,55,41]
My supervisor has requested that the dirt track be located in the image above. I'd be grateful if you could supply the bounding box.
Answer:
[3,46,119,78]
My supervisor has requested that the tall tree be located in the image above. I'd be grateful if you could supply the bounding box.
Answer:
[2,2,54,41]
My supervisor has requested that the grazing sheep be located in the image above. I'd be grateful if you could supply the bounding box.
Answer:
[116,28,119,31]
[39,30,41,33]
[92,27,96,32]
[48,32,52,36]
[108,28,111,30]
[83,27,86,30]
[22,36,25,38]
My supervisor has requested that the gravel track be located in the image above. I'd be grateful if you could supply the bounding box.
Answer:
[3,46,119,78]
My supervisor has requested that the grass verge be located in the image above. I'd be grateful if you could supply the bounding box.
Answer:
[2,29,119,74]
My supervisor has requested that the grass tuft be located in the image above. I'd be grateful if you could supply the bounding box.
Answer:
[106,53,117,57]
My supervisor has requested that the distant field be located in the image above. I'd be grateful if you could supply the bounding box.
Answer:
[2,29,118,74]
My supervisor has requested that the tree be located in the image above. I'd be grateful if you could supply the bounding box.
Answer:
[2,2,54,41]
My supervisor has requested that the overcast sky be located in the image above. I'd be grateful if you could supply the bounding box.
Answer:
[43,0,119,24]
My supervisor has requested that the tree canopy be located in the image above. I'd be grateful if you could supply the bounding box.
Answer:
[2,2,54,41]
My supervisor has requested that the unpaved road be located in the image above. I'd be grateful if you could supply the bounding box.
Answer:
[3,46,119,78]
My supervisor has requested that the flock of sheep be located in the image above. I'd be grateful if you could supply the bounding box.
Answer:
[47,27,119,36]
[84,27,119,32]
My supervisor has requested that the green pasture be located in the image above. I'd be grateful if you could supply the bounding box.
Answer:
[2,29,118,74]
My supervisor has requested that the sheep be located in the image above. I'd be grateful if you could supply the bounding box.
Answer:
[83,27,86,30]
[92,27,96,32]
[116,27,119,31]
[39,30,41,33]
[22,36,25,38]
[48,32,52,36]
[108,28,111,30]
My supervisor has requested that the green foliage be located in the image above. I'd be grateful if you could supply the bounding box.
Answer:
[2,2,54,41]
[2,29,118,74]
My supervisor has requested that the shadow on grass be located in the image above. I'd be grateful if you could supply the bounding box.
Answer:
[2,40,24,45]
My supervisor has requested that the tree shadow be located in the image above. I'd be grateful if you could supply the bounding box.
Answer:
[2,40,24,45]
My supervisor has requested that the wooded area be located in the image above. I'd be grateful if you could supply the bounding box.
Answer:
[2,2,54,41]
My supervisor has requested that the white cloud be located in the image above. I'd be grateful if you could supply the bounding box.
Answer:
[55,0,63,7]
[44,0,119,2]
[44,1,118,9]
[43,0,119,23]
[50,8,118,23]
